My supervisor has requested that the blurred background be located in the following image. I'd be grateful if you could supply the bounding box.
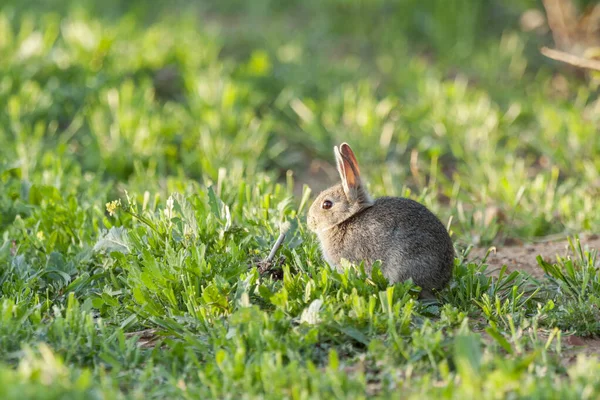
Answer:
[1,0,599,246]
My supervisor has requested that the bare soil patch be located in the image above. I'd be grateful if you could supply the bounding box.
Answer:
[470,234,600,278]
[561,334,600,365]
[471,234,600,363]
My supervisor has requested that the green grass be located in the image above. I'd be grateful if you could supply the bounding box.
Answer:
[1,0,600,398]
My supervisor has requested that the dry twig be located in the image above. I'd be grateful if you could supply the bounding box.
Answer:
[540,0,600,71]
[541,46,600,71]
[256,221,291,277]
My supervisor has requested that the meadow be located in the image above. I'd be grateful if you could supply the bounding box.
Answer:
[1,0,600,398]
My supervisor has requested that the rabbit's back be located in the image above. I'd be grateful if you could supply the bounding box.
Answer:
[333,197,454,290]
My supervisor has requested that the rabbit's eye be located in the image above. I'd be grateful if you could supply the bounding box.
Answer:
[322,200,333,210]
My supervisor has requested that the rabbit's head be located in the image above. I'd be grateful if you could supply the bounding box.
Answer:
[307,143,374,233]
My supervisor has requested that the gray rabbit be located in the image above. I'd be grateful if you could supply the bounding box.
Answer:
[307,143,454,295]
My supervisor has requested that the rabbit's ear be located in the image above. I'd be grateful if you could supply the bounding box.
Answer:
[334,146,345,186]
[335,143,362,201]
[339,143,361,177]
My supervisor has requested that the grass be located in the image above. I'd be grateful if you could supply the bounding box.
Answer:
[1,0,600,398]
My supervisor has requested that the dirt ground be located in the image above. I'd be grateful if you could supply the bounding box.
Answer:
[469,233,600,278]
[561,334,600,365]
[471,233,600,363]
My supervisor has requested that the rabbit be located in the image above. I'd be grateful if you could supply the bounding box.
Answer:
[307,142,455,296]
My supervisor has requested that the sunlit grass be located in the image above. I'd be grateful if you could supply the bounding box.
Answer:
[1,0,599,398]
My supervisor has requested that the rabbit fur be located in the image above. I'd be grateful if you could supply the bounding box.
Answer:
[307,143,454,293]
